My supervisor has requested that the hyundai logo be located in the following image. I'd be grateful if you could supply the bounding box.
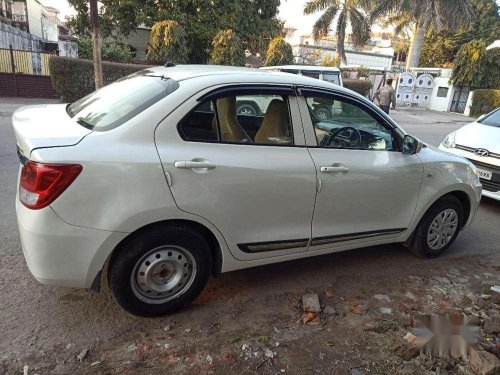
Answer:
[474,148,490,157]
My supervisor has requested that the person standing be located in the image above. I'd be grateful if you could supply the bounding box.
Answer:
[375,78,396,114]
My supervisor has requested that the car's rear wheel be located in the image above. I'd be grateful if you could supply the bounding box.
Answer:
[408,195,464,258]
[108,224,212,316]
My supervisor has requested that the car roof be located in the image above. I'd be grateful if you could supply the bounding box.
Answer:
[260,65,341,73]
[143,64,353,94]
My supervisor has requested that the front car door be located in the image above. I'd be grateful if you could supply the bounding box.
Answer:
[297,88,424,250]
[155,85,317,261]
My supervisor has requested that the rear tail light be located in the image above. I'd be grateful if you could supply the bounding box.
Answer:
[19,161,82,209]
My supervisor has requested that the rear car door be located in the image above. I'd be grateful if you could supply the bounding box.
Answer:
[155,85,317,261]
[297,88,424,250]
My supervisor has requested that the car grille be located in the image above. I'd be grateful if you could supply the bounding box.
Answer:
[456,144,500,159]
[480,179,500,192]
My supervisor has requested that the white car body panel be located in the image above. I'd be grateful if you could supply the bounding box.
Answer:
[438,113,500,201]
[12,65,482,289]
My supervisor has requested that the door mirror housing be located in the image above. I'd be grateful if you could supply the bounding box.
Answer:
[402,135,422,155]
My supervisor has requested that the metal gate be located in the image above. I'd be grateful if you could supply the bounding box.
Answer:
[450,87,470,113]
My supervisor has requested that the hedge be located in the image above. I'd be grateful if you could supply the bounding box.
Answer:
[469,89,500,117]
[49,56,153,102]
[343,78,373,96]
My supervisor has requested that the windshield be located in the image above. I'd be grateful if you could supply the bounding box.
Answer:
[67,71,179,131]
[479,108,500,127]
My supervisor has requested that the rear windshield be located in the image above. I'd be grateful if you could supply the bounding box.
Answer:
[67,71,179,131]
[479,108,500,127]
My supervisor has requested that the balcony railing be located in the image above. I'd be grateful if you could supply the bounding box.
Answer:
[12,13,27,22]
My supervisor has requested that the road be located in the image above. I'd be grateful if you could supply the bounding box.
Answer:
[0,98,498,374]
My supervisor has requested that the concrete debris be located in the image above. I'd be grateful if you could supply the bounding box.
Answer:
[163,324,172,332]
[23,365,28,375]
[206,354,213,364]
[242,344,250,351]
[127,343,138,352]
[468,348,500,375]
[302,293,321,313]
[405,291,416,300]
[373,294,391,303]
[184,328,191,333]
[380,307,393,315]
[362,319,398,334]
[491,285,500,294]
[90,360,103,367]
[404,332,417,345]
[77,348,89,363]
[273,326,280,333]
[263,347,275,358]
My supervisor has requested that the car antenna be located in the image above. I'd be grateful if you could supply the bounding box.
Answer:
[164,62,176,67]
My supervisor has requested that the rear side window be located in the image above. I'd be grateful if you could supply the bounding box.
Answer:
[67,71,179,131]
[178,94,293,146]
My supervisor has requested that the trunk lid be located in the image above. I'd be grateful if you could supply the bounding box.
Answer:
[12,104,91,160]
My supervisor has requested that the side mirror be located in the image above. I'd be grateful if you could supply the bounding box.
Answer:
[477,114,486,121]
[402,135,422,155]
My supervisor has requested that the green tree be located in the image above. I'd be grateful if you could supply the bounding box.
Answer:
[265,37,294,66]
[146,20,189,64]
[303,0,371,65]
[77,37,133,62]
[451,40,500,89]
[210,29,245,66]
[419,0,500,67]
[66,0,283,63]
[370,0,475,69]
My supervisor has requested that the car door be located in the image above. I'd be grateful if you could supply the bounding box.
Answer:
[155,85,317,261]
[297,88,424,250]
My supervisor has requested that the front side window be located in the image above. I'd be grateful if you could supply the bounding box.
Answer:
[305,96,396,150]
[179,93,293,146]
[67,71,179,131]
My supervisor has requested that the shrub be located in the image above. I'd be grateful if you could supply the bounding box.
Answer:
[211,29,245,66]
[147,20,189,64]
[77,37,133,62]
[49,56,152,102]
[265,37,294,66]
[343,79,372,96]
[469,89,500,117]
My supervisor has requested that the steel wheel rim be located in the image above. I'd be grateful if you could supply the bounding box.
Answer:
[238,107,254,116]
[131,245,197,304]
[427,208,459,250]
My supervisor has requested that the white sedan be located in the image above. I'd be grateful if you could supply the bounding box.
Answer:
[440,108,500,201]
[13,65,481,316]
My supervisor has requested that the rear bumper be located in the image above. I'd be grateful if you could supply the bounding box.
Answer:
[16,199,127,288]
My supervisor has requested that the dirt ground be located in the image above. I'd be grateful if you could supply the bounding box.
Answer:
[0,98,499,375]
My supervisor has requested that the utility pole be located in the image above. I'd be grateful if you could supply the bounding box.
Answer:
[89,0,103,89]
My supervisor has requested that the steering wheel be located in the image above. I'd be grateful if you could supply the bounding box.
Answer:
[320,126,362,148]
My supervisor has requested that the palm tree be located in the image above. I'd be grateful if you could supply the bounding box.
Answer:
[303,0,371,66]
[370,0,475,69]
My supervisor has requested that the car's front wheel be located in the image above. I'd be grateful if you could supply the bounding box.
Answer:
[408,195,464,258]
[108,224,212,316]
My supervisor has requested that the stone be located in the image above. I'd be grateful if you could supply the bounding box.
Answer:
[323,305,336,315]
[127,344,137,352]
[393,342,418,361]
[434,276,451,284]
[468,348,500,375]
[380,307,393,315]
[405,291,416,301]
[184,328,191,333]
[23,365,28,375]
[483,314,500,334]
[362,319,398,334]
[374,294,391,303]
[483,273,494,278]
[302,293,321,313]
[409,276,423,285]
[206,355,213,364]
[263,347,275,358]
[77,348,89,362]
[457,277,469,283]
[164,324,172,332]
[404,332,417,345]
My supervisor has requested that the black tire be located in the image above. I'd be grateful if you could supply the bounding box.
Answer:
[408,195,464,258]
[108,224,212,317]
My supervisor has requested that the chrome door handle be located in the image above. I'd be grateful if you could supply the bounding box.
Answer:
[320,166,349,173]
[174,160,216,169]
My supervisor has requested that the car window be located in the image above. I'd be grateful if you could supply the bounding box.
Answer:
[305,96,395,150]
[322,72,340,85]
[67,71,179,131]
[301,71,320,80]
[479,109,500,127]
[179,94,293,146]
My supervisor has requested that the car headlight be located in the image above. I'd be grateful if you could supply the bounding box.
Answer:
[441,132,456,148]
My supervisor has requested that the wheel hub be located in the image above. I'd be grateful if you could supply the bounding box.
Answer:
[131,246,197,304]
[426,208,458,250]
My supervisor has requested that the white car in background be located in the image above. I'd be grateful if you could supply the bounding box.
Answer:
[440,108,500,201]
[13,65,481,316]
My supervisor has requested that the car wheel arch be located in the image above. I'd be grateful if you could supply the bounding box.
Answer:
[92,219,223,292]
